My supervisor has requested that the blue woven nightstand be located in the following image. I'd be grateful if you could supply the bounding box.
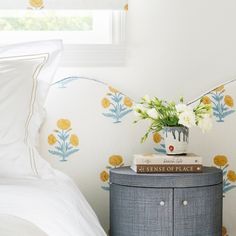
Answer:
[110,166,223,236]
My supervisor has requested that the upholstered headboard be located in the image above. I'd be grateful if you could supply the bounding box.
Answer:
[40,75,236,234]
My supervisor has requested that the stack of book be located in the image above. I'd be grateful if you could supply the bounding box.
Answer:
[131,153,203,173]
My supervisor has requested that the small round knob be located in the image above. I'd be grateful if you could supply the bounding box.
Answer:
[160,201,165,206]
[182,200,188,206]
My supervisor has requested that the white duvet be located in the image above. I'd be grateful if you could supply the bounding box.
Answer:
[0,170,106,236]
[0,215,48,236]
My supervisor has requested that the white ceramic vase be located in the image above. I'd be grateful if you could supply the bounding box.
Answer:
[163,126,189,155]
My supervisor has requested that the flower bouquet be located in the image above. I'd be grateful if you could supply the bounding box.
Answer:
[134,96,212,155]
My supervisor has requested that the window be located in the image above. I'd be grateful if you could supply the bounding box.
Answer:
[0,10,126,66]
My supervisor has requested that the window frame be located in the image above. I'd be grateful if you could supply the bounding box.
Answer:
[0,10,127,67]
[61,11,126,67]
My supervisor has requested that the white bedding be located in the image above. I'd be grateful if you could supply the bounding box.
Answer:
[0,215,48,236]
[0,171,106,236]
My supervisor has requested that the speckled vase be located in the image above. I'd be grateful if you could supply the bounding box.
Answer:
[163,126,189,155]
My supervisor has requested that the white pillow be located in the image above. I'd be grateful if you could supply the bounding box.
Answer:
[0,40,62,178]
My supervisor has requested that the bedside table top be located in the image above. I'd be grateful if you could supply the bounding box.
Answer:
[110,166,222,188]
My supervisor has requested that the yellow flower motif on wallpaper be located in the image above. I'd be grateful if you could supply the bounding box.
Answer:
[109,155,124,167]
[102,85,133,123]
[214,155,228,167]
[213,155,236,196]
[201,96,212,105]
[208,86,235,122]
[101,98,111,109]
[227,170,236,182]
[124,97,133,108]
[100,171,109,182]
[57,119,71,130]
[48,134,57,145]
[29,0,44,9]
[70,134,79,147]
[48,119,79,161]
[108,86,119,94]
[222,226,228,236]
[224,95,234,108]
[100,154,125,191]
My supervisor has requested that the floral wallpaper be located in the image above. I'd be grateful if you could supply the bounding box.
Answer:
[213,155,236,235]
[29,0,44,9]
[43,76,236,234]
[222,226,228,236]
[100,155,124,191]
[101,86,133,123]
[202,85,235,122]
[48,119,79,161]
[213,155,236,195]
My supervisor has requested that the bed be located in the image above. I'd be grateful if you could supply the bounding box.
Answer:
[0,215,47,236]
[0,40,106,235]
[0,170,106,236]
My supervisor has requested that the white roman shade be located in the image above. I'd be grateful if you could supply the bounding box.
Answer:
[1,0,128,9]
[0,0,128,66]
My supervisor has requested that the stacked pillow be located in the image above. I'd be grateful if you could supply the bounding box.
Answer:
[0,40,62,178]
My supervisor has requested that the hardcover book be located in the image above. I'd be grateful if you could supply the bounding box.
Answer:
[131,164,203,173]
[133,153,202,165]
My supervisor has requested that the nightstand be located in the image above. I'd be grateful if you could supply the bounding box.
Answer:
[110,166,223,236]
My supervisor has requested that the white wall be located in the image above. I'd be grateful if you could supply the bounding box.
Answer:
[47,0,236,232]
[60,0,236,101]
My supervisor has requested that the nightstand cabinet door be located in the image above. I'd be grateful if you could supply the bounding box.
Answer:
[110,184,173,236]
[174,184,222,236]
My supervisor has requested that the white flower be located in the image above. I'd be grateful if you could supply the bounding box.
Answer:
[198,114,213,133]
[147,108,158,119]
[178,110,196,128]
[133,104,146,116]
[176,103,196,128]
[175,103,189,113]
[142,95,151,103]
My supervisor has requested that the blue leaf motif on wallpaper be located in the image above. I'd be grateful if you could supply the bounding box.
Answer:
[48,119,79,161]
[52,77,133,123]
[101,86,133,123]
[205,85,235,122]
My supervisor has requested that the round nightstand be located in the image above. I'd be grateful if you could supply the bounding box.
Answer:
[110,166,223,236]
